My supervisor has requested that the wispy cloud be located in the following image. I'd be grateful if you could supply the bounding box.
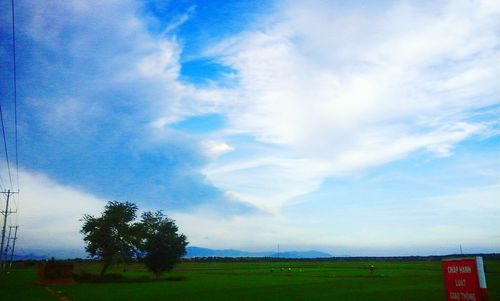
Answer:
[16,169,105,249]
[18,0,497,215]
[195,0,500,211]
[11,0,236,210]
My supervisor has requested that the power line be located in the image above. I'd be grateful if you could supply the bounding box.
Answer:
[0,104,13,191]
[10,0,20,269]
[11,0,19,193]
[0,175,6,192]
[0,0,20,273]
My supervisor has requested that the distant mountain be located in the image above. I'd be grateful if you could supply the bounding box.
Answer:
[268,251,332,258]
[12,246,332,260]
[185,246,332,258]
[13,248,87,260]
[12,253,48,260]
[12,247,500,260]
[185,247,269,257]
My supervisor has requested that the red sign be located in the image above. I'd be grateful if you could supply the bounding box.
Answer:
[442,258,483,301]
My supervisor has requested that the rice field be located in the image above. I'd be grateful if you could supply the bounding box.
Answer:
[1,259,499,301]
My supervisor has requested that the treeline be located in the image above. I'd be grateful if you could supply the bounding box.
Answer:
[183,253,500,262]
[11,253,500,265]
[9,252,500,268]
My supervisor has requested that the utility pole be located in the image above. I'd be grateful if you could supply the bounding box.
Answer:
[0,190,16,270]
[8,225,18,269]
[2,225,13,270]
[0,190,11,265]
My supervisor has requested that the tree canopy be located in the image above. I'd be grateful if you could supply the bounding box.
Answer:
[81,201,139,276]
[81,201,187,278]
[139,211,188,278]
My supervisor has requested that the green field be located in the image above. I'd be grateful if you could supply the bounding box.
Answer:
[1,260,499,301]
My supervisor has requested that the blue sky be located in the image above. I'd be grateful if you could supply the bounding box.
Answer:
[0,0,499,256]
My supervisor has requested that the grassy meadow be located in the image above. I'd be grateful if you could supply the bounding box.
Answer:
[1,259,499,301]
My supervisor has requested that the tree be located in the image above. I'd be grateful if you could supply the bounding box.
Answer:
[138,211,188,279]
[81,201,139,276]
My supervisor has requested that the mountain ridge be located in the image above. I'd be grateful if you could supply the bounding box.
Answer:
[185,246,332,258]
[12,246,333,259]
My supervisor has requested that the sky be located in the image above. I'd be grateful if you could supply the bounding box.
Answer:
[0,0,499,256]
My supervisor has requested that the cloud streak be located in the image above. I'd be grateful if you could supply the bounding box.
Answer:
[196,0,500,211]
[16,169,105,249]
[9,0,239,211]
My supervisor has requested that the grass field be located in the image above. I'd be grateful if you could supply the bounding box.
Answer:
[1,260,499,301]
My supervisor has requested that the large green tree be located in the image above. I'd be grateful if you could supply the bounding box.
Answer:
[81,201,139,276]
[138,211,188,279]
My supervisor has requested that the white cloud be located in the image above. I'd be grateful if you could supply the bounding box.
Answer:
[137,40,181,80]
[205,157,328,212]
[6,168,497,254]
[201,140,235,157]
[198,0,500,211]
[170,182,500,253]
[16,1,500,215]
[14,170,105,249]
[423,184,500,212]
[19,0,219,134]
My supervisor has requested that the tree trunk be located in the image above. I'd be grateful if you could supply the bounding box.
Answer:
[100,261,111,277]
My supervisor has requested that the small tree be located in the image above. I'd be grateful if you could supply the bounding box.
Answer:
[139,211,188,279]
[81,201,139,276]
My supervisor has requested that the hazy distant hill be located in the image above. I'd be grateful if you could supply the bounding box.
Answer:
[12,246,332,260]
[12,247,500,260]
[268,251,332,258]
[12,253,48,260]
[12,248,87,260]
[185,247,269,257]
[185,247,332,258]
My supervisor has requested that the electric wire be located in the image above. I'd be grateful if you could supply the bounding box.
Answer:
[10,0,19,245]
[11,0,19,266]
[0,104,13,192]
[11,0,19,193]
[0,176,5,192]
[0,0,20,270]
[10,0,19,266]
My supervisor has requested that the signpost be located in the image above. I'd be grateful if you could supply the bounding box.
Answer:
[442,257,488,301]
